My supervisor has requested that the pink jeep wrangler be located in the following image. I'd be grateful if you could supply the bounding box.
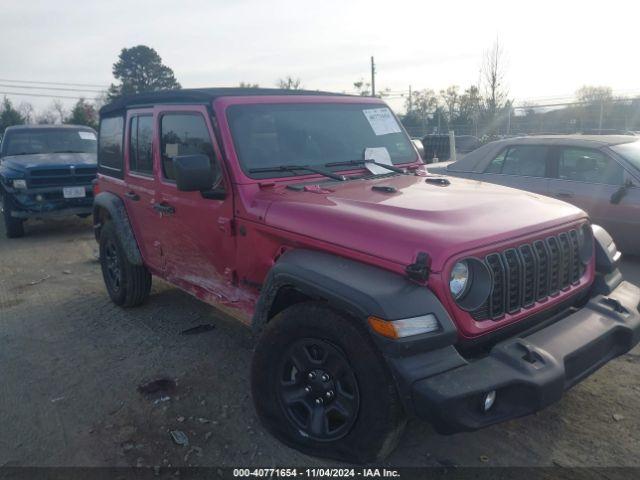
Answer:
[93,88,640,462]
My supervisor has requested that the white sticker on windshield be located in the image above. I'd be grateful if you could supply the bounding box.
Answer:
[364,147,392,175]
[78,131,96,140]
[363,108,401,136]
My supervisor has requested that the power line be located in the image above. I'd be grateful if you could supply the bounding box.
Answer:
[0,78,109,88]
[0,83,105,94]
[0,91,85,100]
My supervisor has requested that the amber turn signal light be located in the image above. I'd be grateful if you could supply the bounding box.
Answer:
[367,314,439,339]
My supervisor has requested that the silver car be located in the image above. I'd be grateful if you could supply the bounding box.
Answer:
[430,135,640,255]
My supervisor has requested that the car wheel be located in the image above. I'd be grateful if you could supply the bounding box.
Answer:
[99,221,151,307]
[251,302,406,463]
[1,193,25,238]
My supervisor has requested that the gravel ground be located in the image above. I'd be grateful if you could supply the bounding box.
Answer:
[0,217,639,469]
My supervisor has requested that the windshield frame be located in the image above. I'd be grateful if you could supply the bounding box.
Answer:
[0,127,98,158]
[220,97,420,182]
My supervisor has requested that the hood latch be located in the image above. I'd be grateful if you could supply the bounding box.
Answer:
[406,252,431,283]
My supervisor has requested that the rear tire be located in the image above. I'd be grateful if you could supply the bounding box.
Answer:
[99,221,151,307]
[1,193,25,238]
[251,302,406,463]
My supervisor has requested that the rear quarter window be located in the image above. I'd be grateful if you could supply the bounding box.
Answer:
[99,116,124,177]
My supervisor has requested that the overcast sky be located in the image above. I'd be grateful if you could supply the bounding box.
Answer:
[1,0,639,115]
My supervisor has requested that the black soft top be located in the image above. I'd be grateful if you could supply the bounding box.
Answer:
[100,88,350,116]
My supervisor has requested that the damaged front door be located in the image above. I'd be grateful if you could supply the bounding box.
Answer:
[153,106,240,308]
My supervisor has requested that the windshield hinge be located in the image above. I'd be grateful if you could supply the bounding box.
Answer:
[406,252,431,283]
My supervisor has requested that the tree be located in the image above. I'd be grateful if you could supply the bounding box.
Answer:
[402,89,439,134]
[66,98,98,129]
[481,38,509,118]
[439,86,460,124]
[108,45,181,100]
[576,85,614,131]
[35,110,58,125]
[277,76,303,90]
[576,85,613,105]
[238,82,260,88]
[17,102,35,124]
[52,100,67,124]
[353,79,371,96]
[0,97,25,133]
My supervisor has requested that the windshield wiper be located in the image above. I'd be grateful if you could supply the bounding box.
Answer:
[324,159,407,174]
[53,150,82,154]
[248,165,346,181]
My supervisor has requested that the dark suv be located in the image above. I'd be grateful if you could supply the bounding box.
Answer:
[92,88,640,462]
[0,124,97,237]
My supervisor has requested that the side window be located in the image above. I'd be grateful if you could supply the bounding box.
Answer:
[160,113,215,181]
[486,150,506,173]
[98,116,124,175]
[558,148,624,185]
[129,115,153,175]
[485,145,548,177]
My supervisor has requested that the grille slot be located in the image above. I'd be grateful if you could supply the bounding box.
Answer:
[471,228,585,321]
[27,167,97,188]
[558,233,572,289]
[486,253,506,319]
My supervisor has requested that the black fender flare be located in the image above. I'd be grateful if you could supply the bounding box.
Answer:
[252,249,460,416]
[93,192,143,266]
[252,249,456,343]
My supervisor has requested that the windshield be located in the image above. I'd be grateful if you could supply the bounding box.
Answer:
[1,128,97,157]
[227,103,416,178]
[610,140,640,171]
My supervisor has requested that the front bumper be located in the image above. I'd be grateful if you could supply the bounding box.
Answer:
[6,185,93,219]
[407,281,640,433]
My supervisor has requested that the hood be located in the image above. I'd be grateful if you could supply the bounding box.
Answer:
[258,174,587,272]
[1,153,96,172]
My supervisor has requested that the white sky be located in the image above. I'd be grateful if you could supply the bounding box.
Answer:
[1,0,639,115]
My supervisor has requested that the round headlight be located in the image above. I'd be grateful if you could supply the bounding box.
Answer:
[450,261,470,299]
[450,258,493,311]
[577,223,594,264]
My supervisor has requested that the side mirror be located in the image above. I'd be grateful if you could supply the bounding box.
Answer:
[173,154,218,192]
[412,139,425,159]
[610,179,633,205]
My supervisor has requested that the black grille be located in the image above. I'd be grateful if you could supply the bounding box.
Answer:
[471,228,585,321]
[28,166,97,187]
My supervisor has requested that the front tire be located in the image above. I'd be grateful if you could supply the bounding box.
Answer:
[1,193,25,238]
[99,221,151,307]
[251,303,406,463]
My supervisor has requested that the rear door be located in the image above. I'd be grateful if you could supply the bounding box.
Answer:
[123,109,164,273]
[153,106,238,302]
[479,144,551,195]
[548,146,634,250]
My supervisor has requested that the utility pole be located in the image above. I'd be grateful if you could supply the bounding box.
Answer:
[370,56,376,97]
[408,85,412,111]
[598,100,604,132]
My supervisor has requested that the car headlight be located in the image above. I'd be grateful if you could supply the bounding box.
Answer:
[577,223,594,264]
[449,258,492,312]
[450,261,470,299]
[12,179,27,189]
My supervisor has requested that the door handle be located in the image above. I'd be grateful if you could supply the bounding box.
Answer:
[152,202,175,215]
[125,191,140,201]
[554,191,574,198]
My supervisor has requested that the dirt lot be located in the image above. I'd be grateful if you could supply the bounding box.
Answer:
[1,217,639,469]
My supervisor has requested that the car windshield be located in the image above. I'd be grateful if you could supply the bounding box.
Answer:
[610,140,640,171]
[227,103,416,179]
[1,128,97,157]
